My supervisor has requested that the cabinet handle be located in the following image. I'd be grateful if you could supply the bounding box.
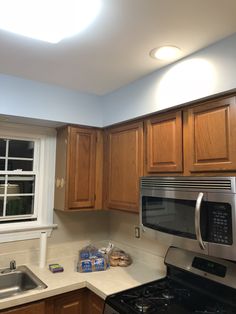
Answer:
[195,192,206,250]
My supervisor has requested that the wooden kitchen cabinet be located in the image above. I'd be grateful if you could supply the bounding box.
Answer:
[46,289,103,314]
[46,290,86,314]
[145,95,236,175]
[0,289,104,314]
[86,290,104,314]
[54,126,103,211]
[104,121,143,213]
[145,110,183,173]
[185,96,236,172]
[0,301,45,314]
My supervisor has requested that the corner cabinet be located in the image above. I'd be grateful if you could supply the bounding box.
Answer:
[145,110,183,173]
[54,126,103,211]
[185,96,236,172]
[104,122,143,213]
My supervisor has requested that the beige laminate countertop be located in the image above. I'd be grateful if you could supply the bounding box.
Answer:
[0,255,166,310]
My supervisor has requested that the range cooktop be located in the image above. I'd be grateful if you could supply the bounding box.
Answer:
[104,247,236,314]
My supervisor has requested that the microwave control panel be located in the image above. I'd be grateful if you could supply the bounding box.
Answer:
[208,202,232,245]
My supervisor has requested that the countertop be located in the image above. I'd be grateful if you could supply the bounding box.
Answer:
[0,254,166,310]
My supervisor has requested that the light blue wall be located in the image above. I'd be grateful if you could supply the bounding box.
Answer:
[0,75,103,127]
[1,33,236,127]
[102,33,236,126]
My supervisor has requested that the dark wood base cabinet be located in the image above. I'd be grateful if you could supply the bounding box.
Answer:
[0,289,104,314]
[0,302,45,314]
[86,290,104,314]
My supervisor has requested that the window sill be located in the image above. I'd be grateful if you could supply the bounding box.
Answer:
[0,224,57,243]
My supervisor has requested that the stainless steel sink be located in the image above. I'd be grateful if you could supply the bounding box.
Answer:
[0,265,47,299]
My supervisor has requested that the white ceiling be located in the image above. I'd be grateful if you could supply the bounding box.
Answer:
[0,0,236,96]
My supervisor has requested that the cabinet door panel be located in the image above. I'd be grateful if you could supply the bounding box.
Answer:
[146,111,183,173]
[87,290,104,314]
[53,293,83,314]
[68,127,96,209]
[0,302,45,314]
[106,122,143,212]
[187,96,236,172]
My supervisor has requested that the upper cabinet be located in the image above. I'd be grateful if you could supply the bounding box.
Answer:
[145,110,183,173]
[104,122,143,213]
[54,126,103,211]
[53,94,236,214]
[144,96,236,175]
[185,96,236,172]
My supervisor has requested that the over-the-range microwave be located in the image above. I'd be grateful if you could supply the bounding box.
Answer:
[140,176,236,261]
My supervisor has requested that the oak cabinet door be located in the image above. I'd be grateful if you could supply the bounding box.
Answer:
[0,302,45,314]
[187,96,236,172]
[146,110,183,173]
[68,127,96,209]
[105,122,143,212]
[54,126,103,211]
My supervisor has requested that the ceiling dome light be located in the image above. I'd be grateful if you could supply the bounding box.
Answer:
[0,0,102,43]
[150,46,181,61]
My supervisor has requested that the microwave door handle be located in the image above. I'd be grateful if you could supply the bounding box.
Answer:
[195,192,206,250]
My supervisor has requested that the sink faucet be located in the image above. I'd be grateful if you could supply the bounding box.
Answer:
[9,260,16,271]
[0,260,17,274]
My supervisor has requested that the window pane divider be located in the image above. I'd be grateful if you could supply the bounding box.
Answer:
[7,157,34,161]
[7,193,34,197]
[0,171,36,175]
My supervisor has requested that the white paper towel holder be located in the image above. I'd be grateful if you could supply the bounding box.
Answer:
[39,231,47,268]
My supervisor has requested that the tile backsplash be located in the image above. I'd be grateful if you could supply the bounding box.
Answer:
[0,209,170,267]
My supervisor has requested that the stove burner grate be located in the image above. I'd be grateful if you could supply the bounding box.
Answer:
[114,279,233,314]
[134,298,153,313]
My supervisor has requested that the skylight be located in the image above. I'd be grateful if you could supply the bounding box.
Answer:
[0,0,102,43]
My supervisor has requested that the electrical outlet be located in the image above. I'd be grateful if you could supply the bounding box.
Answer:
[135,226,140,238]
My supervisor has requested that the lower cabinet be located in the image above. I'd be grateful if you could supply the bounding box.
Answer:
[0,289,104,314]
[86,290,104,314]
[46,289,86,314]
[0,301,45,314]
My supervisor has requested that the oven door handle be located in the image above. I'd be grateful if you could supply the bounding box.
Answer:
[195,192,206,250]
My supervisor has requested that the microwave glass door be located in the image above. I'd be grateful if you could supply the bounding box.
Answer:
[141,190,207,240]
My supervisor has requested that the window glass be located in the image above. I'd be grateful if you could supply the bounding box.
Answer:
[0,178,5,195]
[7,176,34,194]
[8,140,34,158]
[0,138,35,221]
[0,140,6,157]
[6,196,34,216]
[7,160,33,171]
[0,159,5,171]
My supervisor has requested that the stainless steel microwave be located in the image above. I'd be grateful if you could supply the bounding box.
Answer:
[140,176,236,261]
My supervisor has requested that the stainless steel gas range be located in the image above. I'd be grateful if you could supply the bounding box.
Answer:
[104,247,236,314]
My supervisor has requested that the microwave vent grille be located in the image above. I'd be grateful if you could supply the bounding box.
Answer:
[141,177,234,192]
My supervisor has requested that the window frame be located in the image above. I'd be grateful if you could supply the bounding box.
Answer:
[0,122,57,242]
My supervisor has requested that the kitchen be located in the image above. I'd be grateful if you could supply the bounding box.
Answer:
[1,0,236,313]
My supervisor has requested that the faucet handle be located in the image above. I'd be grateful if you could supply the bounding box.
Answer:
[10,260,16,270]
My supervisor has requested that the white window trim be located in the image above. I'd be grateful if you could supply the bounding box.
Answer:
[0,122,57,242]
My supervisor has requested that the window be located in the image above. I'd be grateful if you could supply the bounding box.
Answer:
[0,122,57,242]
[0,139,36,221]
